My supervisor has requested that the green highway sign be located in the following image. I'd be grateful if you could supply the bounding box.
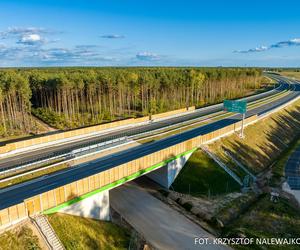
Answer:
[223,100,247,114]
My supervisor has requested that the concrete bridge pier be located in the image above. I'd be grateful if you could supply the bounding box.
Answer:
[58,190,110,221]
[147,151,193,188]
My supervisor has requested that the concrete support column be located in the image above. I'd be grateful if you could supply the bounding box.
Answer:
[59,190,110,221]
[147,152,193,188]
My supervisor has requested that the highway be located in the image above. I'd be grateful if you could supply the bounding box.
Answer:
[0,74,299,210]
[0,73,288,170]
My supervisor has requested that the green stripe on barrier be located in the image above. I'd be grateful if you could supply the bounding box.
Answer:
[43,147,197,214]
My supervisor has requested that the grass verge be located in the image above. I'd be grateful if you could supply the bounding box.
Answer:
[47,213,130,250]
[280,70,300,80]
[0,225,41,250]
[209,99,300,176]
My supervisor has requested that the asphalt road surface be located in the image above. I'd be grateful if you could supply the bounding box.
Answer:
[0,75,299,209]
[110,182,229,250]
[285,146,300,189]
[0,74,288,170]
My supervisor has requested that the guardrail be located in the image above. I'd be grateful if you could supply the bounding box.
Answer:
[0,137,128,176]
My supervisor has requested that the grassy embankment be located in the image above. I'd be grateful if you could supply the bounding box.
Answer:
[0,214,131,250]
[210,99,300,250]
[172,94,300,249]
[48,213,130,250]
[280,70,300,80]
[0,225,41,250]
[210,98,300,185]
[173,98,300,197]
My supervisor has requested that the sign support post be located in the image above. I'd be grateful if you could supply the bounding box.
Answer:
[223,99,247,139]
[240,113,245,138]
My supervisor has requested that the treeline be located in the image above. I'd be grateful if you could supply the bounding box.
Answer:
[0,67,262,134]
[0,70,32,136]
[268,68,300,72]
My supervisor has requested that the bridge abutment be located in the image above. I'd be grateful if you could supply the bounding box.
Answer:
[147,152,193,188]
[58,190,110,221]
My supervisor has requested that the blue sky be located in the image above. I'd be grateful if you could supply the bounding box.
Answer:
[0,0,300,67]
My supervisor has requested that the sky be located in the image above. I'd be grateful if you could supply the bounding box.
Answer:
[0,0,300,67]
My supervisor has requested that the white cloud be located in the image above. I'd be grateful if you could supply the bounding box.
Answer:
[234,46,268,53]
[22,34,41,42]
[291,38,300,43]
[270,38,300,48]
[136,51,160,61]
[0,27,56,38]
[100,34,125,39]
[17,34,44,45]
[0,27,59,46]
[0,43,120,66]
[234,38,300,53]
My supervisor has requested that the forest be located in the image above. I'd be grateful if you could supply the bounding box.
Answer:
[0,67,263,136]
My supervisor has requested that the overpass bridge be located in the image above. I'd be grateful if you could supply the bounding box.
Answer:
[0,74,299,228]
